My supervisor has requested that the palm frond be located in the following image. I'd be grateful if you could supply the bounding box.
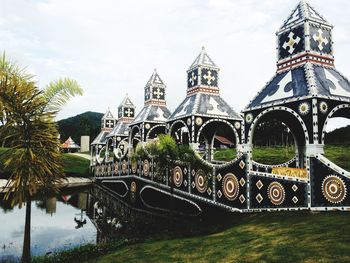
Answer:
[43,78,83,112]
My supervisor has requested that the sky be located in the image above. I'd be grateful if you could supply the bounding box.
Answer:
[0,0,350,131]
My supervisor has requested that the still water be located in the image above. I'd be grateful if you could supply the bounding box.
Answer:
[0,188,96,262]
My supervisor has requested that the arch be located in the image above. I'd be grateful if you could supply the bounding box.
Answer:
[247,106,310,146]
[129,125,141,149]
[169,120,191,144]
[196,119,240,145]
[114,137,129,159]
[321,104,350,144]
[146,124,166,140]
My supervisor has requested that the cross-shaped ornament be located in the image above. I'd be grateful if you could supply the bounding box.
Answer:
[124,108,133,117]
[203,70,216,86]
[106,120,114,128]
[282,32,301,54]
[153,87,164,99]
[189,71,197,86]
[313,29,328,51]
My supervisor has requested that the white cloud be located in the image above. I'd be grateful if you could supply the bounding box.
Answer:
[0,0,349,132]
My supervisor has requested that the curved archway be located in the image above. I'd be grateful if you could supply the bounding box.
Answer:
[114,138,129,159]
[169,120,191,145]
[321,104,350,144]
[146,124,166,141]
[247,107,309,146]
[106,137,114,163]
[129,125,141,151]
[195,119,240,164]
[247,107,309,168]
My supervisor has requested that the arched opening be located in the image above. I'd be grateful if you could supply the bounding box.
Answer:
[129,126,141,152]
[114,138,129,159]
[323,105,350,171]
[146,125,166,141]
[196,120,239,165]
[248,109,307,168]
[97,146,107,164]
[106,138,114,163]
[169,121,190,145]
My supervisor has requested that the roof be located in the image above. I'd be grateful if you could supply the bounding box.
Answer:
[280,0,331,31]
[146,69,165,86]
[131,105,171,125]
[61,136,80,149]
[91,131,109,145]
[102,108,114,120]
[169,93,241,121]
[214,135,234,145]
[245,63,350,110]
[118,94,135,108]
[106,121,129,138]
[188,47,219,71]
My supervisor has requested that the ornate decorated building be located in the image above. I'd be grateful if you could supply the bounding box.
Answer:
[105,95,135,163]
[242,0,350,210]
[167,47,242,163]
[92,1,350,213]
[129,69,171,150]
[91,108,116,165]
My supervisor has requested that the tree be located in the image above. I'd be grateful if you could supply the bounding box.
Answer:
[0,53,83,262]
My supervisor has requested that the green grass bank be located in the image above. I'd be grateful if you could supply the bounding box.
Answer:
[34,211,350,263]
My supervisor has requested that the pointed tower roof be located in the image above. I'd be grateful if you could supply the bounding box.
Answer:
[118,94,135,108]
[188,46,219,71]
[280,0,331,31]
[144,69,167,106]
[146,68,165,86]
[102,108,114,120]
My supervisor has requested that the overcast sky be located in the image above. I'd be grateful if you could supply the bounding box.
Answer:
[1,0,350,130]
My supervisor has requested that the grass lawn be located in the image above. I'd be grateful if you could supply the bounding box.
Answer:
[0,147,90,177]
[86,212,350,263]
[214,145,350,171]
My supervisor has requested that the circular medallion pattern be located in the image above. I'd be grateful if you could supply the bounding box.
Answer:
[143,160,150,176]
[195,117,203,126]
[122,160,127,174]
[245,113,253,124]
[187,118,192,126]
[117,136,121,141]
[131,160,137,173]
[107,164,111,175]
[195,169,208,193]
[234,122,241,130]
[298,102,310,115]
[173,166,183,187]
[319,101,329,114]
[145,123,151,130]
[222,173,240,201]
[322,175,347,204]
[130,181,137,193]
[267,182,285,205]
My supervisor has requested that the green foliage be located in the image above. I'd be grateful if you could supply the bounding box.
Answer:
[0,53,83,207]
[325,125,350,144]
[58,111,103,143]
[61,154,90,175]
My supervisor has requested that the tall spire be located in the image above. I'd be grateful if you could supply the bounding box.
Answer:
[144,69,167,106]
[186,47,220,96]
[276,0,333,72]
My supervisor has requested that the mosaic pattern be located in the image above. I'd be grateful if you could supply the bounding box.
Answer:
[173,166,184,187]
[267,182,286,206]
[143,160,150,176]
[298,102,310,115]
[130,181,137,193]
[195,169,208,193]
[122,160,127,174]
[222,173,239,201]
[322,175,347,204]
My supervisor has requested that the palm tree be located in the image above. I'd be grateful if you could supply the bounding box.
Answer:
[0,53,83,262]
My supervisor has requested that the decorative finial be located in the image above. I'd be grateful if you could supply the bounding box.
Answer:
[201,46,205,51]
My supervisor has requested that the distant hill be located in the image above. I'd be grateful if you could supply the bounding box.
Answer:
[58,111,103,145]
[325,125,350,144]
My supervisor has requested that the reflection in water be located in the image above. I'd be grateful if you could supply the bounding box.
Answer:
[0,188,96,262]
[0,183,214,262]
